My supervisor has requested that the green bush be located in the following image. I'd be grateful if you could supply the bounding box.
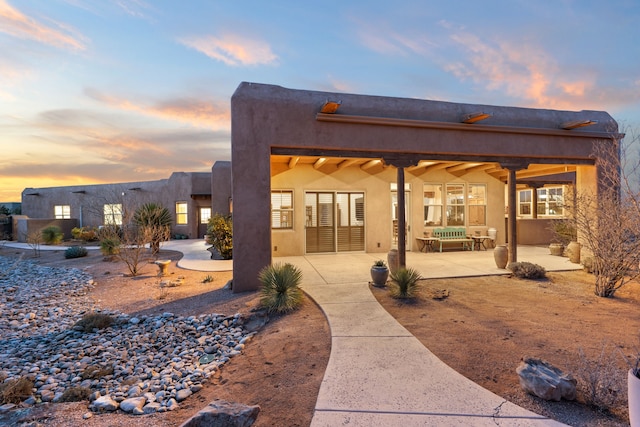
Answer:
[507,261,546,279]
[205,214,233,260]
[99,237,120,256]
[259,263,304,313]
[389,267,422,299]
[65,246,88,259]
[41,225,63,245]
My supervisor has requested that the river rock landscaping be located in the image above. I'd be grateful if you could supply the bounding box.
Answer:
[0,256,255,416]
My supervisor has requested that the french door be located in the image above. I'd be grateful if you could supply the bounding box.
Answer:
[305,191,365,253]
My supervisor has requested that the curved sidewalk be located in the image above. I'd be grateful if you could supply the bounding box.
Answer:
[278,250,572,427]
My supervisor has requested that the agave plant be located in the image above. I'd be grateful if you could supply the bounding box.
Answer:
[389,267,422,299]
[259,262,304,313]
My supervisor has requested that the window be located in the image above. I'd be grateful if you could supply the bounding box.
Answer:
[200,207,211,224]
[468,184,486,226]
[54,205,70,219]
[103,204,122,225]
[176,202,188,225]
[537,187,564,216]
[446,184,465,226]
[423,184,443,226]
[519,190,532,215]
[271,190,293,229]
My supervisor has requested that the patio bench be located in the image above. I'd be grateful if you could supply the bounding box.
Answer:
[432,227,473,252]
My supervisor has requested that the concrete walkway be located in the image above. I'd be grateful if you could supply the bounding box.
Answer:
[2,240,578,425]
[275,248,578,427]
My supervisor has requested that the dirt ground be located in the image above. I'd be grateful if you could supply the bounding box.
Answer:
[372,270,640,427]
[1,244,639,426]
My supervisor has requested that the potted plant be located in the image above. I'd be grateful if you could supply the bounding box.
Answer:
[370,260,389,287]
[626,349,640,426]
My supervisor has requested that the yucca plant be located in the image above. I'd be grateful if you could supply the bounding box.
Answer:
[41,226,63,245]
[133,203,172,255]
[389,267,422,299]
[259,263,304,313]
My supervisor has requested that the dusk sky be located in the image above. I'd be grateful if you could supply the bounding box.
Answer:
[1,0,639,202]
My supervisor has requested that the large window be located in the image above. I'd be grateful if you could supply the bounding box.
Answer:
[468,184,486,226]
[446,184,465,226]
[103,204,122,225]
[538,187,564,216]
[519,190,532,215]
[423,184,443,226]
[271,190,293,229]
[54,205,70,219]
[200,207,211,224]
[517,187,565,217]
[176,202,188,225]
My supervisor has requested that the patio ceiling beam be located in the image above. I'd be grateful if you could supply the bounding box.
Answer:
[313,157,328,169]
[288,156,300,169]
[361,159,383,171]
[337,158,359,170]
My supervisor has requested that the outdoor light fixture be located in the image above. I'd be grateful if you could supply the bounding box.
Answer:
[562,120,598,130]
[320,100,341,114]
[462,112,491,124]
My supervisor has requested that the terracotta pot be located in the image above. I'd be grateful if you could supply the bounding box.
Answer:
[630,369,640,427]
[370,266,389,287]
[387,249,399,274]
[567,241,581,264]
[493,245,508,269]
[549,243,564,256]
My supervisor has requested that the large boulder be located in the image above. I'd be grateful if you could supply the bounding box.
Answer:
[516,357,576,401]
[180,400,260,427]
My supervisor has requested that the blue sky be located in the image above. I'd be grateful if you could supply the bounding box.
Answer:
[1,0,639,201]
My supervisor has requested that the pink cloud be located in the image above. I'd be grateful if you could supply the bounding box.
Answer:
[0,0,87,50]
[178,33,277,66]
[84,88,230,130]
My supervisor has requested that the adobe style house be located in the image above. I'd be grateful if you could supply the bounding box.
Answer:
[19,172,214,241]
[226,82,621,292]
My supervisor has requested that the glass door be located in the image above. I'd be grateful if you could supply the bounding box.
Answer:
[305,192,335,253]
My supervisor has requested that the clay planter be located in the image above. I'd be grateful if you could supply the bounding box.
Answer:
[387,249,399,274]
[566,241,581,264]
[549,243,564,256]
[370,266,389,287]
[493,245,508,269]
[629,370,640,427]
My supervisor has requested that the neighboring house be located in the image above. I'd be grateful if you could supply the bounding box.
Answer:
[20,172,214,241]
[226,82,621,292]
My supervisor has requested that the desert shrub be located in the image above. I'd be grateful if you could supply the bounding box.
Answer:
[41,225,63,245]
[81,365,114,380]
[389,267,422,299]
[99,237,120,256]
[133,203,172,255]
[65,246,88,259]
[575,344,624,411]
[73,312,114,333]
[259,263,304,313]
[59,386,91,402]
[202,275,214,283]
[72,226,98,242]
[507,262,546,279]
[205,214,233,260]
[0,377,34,404]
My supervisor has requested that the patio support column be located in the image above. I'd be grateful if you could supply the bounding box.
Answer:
[501,161,529,264]
[383,156,419,270]
[529,183,542,219]
[397,166,406,268]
